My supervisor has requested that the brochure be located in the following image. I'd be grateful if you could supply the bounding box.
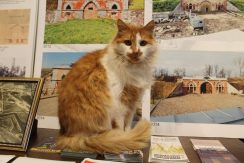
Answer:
[190,139,241,163]
[149,136,189,162]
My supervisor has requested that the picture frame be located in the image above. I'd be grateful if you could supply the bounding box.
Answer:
[0,77,44,151]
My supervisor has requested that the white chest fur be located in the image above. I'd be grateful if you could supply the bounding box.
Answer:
[101,51,152,99]
[101,51,152,118]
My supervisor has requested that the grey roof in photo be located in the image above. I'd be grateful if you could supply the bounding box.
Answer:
[151,108,244,125]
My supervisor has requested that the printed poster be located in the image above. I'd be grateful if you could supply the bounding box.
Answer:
[34,0,147,125]
[0,0,39,77]
[150,0,244,138]
[44,0,145,44]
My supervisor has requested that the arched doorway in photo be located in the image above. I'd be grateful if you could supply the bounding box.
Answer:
[201,82,212,94]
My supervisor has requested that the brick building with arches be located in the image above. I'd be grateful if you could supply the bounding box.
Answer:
[54,0,128,21]
[181,0,228,12]
[181,76,228,94]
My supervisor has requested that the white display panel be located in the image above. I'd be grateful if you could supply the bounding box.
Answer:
[149,0,244,138]
[0,0,38,77]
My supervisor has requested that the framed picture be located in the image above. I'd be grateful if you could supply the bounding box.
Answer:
[0,77,44,151]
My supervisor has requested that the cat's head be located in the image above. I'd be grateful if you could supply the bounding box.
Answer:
[111,19,157,64]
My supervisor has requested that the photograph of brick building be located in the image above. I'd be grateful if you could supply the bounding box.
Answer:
[45,0,144,44]
[181,0,227,12]
[150,49,244,124]
[53,0,128,21]
[42,66,70,97]
[181,76,228,94]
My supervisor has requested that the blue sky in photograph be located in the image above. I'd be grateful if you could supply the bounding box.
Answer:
[42,52,86,68]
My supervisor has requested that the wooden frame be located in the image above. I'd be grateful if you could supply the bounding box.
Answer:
[0,78,44,151]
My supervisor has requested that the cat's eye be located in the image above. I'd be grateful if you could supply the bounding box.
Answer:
[124,40,132,46]
[140,40,148,46]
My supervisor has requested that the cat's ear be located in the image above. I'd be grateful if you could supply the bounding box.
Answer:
[143,20,155,33]
[117,19,129,33]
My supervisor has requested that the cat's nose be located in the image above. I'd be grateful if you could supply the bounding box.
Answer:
[131,43,139,53]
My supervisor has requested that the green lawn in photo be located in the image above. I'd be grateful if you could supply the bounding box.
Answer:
[44,19,117,44]
[229,0,244,11]
[129,0,144,10]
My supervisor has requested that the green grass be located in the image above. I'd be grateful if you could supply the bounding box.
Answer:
[229,0,244,11]
[44,19,117,44]
[153,0,180,12]
[129,0,144,10]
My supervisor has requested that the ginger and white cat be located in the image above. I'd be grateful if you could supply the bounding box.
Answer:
[57,19,157,153]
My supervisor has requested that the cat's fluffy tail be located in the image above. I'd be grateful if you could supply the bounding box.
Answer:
[56,119,151,153]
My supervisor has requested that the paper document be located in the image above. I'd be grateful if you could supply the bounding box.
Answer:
[0,155,15,163]
[82,158,119,163]
[149,136,189,162]
[13,157,75,163]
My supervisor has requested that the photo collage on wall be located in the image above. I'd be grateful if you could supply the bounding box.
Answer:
[150,0,244,137]
[35,0,146,125]
[1,0,243,137]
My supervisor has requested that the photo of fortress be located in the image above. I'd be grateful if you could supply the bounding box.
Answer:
[48,0,129,21]
[150,50,244,125]
[181,0,227,12]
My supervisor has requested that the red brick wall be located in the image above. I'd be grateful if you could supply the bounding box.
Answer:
[182,78,228,94]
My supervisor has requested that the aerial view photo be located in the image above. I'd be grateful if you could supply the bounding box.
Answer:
[0,81,37,145]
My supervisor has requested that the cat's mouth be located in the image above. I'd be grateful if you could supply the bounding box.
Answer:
[127,56,142,64]
[127,52,142,64]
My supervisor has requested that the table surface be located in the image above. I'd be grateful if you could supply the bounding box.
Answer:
[1,128,244,163]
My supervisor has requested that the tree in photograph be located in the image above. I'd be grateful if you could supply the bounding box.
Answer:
[173,68,186,77]
[153,0,180,12]
[204,64,213,77]
[233,57,244,77]
[214,64,219,77]
[153,69,160,79]
[159,68,169,77]
[153,68,169,80]
[218,67,226,78]
[226,69,232,77]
